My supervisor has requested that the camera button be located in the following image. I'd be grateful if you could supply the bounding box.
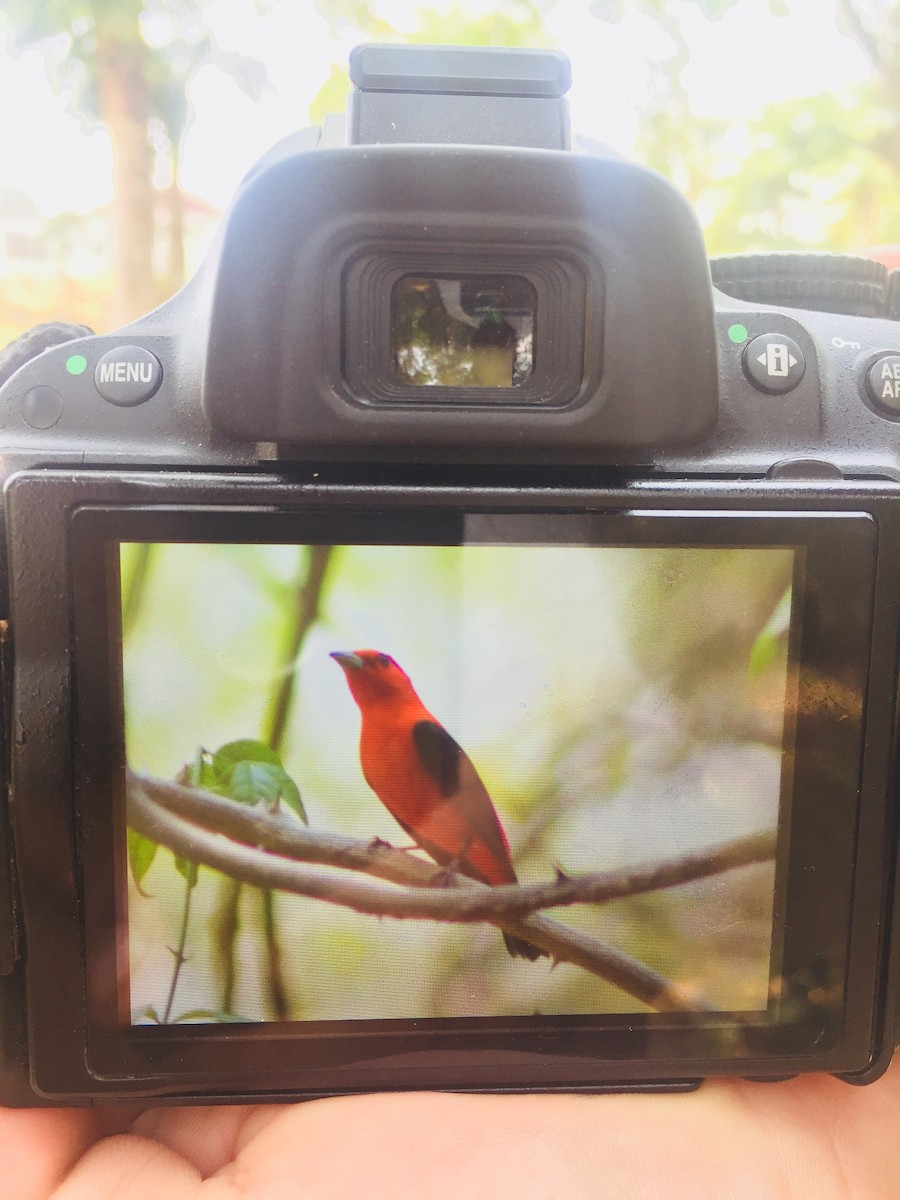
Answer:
[21,384,63,429]
[94,346,163,406]
[865,354,900,417]
[742,334,806,394]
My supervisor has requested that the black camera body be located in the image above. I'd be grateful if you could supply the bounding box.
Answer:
[0,45,899,1106]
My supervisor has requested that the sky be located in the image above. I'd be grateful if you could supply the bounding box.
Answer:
[0,0,873,218]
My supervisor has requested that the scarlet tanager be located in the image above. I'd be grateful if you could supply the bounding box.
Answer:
[330,649,546,961]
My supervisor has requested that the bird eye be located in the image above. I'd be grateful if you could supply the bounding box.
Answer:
[373,653,392,668]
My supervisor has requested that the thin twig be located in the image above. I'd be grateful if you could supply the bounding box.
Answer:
[161,865,195,1025]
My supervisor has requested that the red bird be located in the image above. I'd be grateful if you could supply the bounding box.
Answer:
[330,649,545,960]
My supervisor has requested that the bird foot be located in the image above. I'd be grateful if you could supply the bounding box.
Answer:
[369,837,420,854]
[430,865,461,889]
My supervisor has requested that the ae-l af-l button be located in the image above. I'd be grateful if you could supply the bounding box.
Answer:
[865,354,900,418]
[742,333,806,394]
[94,345,163,406]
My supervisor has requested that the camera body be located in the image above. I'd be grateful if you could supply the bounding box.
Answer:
[0,45,899,1105]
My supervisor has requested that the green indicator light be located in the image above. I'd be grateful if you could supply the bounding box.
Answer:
[66,354,88,376]
[727,323,749,345]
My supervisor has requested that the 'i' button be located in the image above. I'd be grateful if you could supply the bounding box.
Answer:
[742,333,806,394]
[94,345,163,406]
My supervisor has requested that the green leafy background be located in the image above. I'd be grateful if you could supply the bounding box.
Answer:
[122,540,793,1023]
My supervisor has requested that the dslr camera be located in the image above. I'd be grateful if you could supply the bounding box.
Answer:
[0,45,898,1105]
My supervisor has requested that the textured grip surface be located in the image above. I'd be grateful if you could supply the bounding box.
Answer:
[0,322,94,389]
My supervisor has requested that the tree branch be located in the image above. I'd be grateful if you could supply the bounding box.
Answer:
[257,543,334,1020]
[261,544,334,753]
[127,769,777,914]
[835,0,887,86]
[127,770,776,1014]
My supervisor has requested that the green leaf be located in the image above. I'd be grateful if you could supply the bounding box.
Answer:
[229,760,285,805]
[749,631,778,676]
[230,760,307,822]
[213,740,282,770]
[127,829,158,891]
[178,740,307,823]
[749,587,793,677]
[173,856,199,887]
[205,739,307,822]
[178,748,218,791]
[171,1008,257,1024]
[195,756,220,790]
[273,772,306,822]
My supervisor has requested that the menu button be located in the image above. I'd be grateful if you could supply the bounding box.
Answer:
[94,346,163,406]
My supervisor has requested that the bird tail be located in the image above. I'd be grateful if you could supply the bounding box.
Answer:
[503,931,548,961]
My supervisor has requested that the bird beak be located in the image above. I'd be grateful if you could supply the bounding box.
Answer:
[330,651,365,670]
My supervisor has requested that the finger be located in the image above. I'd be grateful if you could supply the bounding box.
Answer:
[202,1063,900,1200]
[50,1133,200,1200]
[0,1107,124,1200]
[130,1103,287,1177]
[202,1089,773,1200]
[718,1055,900,1200]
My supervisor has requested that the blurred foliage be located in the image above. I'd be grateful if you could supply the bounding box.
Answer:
[315,0,551,43]
[1,0,266,324]
[700,86,899,252]
[590,0,900,251]
[0,271,110,351]
[636,79,900,254]
[1,0,897,343]
[123,538,791,1022]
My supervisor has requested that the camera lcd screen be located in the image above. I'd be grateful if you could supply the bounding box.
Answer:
[390,274,536,388]
[118,527,796,1029]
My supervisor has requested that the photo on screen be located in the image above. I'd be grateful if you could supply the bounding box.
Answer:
[120,537,795,1027]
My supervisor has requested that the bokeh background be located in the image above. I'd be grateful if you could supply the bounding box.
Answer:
[0,0,898,347]
[122,539,793,1023]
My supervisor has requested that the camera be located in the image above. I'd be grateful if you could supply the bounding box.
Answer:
[0,43,898,1105]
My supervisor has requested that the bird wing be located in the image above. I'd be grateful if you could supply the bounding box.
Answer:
[411,719,515,883]
[411,718,461,795]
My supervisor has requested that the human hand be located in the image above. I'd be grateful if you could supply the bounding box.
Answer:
[6,1057,900,1199]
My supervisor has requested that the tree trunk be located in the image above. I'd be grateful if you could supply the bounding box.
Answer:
[96,36,158,327]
